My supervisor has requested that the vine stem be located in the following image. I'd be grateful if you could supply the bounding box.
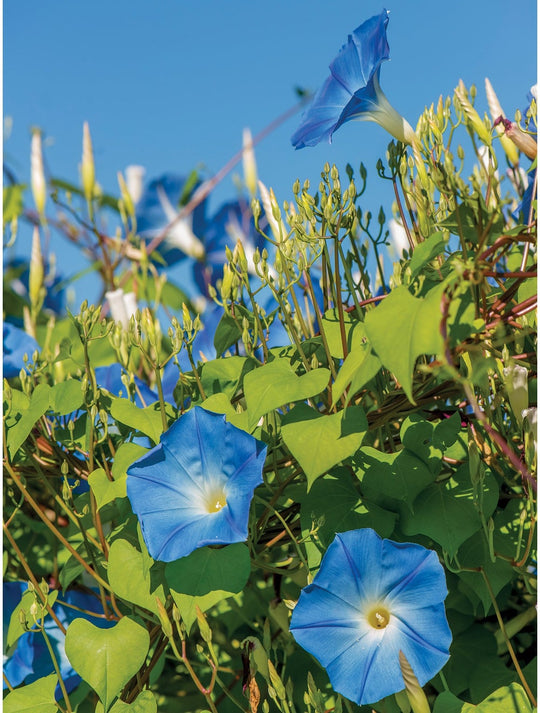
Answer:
[3,522,67,634]
[40,622,73,713]
[5,463,115,593]
[480,568,536,707]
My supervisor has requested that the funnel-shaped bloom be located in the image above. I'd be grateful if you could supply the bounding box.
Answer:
[127,406,267,561]
[3,582,112,696]
[290,529,451,706]
[136,173,207,264]
[292,10,415,149]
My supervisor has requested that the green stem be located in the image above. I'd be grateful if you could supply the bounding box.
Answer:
[6,465,113,593]
[3,523,67,633]
[40,622,73,713]
[254,495,309,574]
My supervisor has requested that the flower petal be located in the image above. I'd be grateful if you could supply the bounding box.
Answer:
[290,584,372,667]
[389,603,452,685]
[326,622,404,704]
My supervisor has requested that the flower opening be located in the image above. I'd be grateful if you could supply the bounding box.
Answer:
[203,486,228,514]
[367,604,391,630]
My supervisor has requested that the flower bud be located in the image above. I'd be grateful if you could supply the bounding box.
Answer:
[503,362,528,426]
[156,598,173,638]
[30,129,46,218]
[195,605,213,643]
[258,180,285,243]
[485,78,519,166]
[106,288,137,329]
[125,165,145,205]
[398,651,430,713]
[81,121,96,203]
[182,303,192,332]
[242,127,258,198]
[495,118,538,160]
[455,80,491,144]
[29,226,44,309]
[117,171,135,218]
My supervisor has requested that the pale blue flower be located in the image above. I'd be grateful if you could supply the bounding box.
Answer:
[292,10,415,149]
[290,529,451,705]
[127,406,267,561]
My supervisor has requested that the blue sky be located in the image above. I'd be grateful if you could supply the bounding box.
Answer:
[4,0,537,305]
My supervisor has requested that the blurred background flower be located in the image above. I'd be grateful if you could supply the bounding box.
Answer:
[3,322,39,378]
[135,172,207,266]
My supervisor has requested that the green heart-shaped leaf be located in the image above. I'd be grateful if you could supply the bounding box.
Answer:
[364,285,443,404]
[281,403,367,489]
[65,617,149,712]
[96,691,157,713]
[108,539,165,614]
[165,543,250,631]
[3,674,57,713]
[244,359,330,427]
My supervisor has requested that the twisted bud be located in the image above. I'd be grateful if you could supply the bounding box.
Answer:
[30,129,46,219]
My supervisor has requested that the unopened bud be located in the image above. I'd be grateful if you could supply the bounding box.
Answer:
[220,264,234,301]
[258,180,285,243]
[125,165,145,205]
[82,122,96,203]
[455,80,491,144]
[503,363,528,425]
[182,303,192,332]
[195,605,212,644]
[495,118,538,160]
[485,78,519,166]
[117,172,135,218]
[242,127,258,198]
[29,226,44,308]
[156,598,173,638]
[31,130,47,218]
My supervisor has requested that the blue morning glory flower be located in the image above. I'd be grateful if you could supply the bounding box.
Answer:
[3,323,40,379]
[193,199,265,297]
[136,173,207,265]
[127,406,267,561]
[290,529,452,705]
[3,582,113,696]
[291,10,415,149]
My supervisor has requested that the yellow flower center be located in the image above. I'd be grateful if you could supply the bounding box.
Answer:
[204,489,227,514]
[366,605,391,630]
